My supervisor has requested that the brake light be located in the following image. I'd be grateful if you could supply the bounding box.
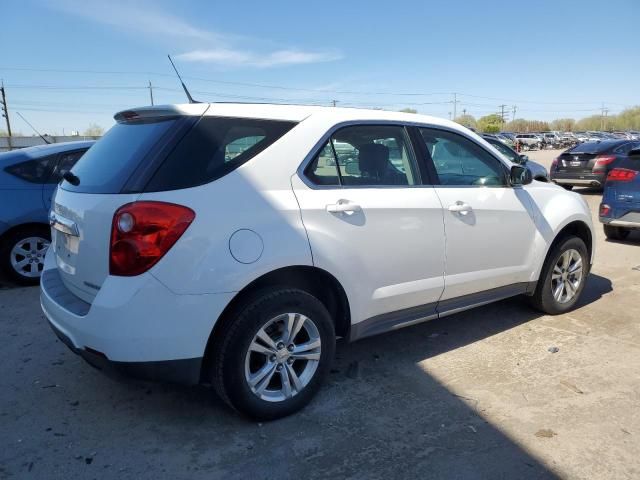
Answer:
[110,201,195,276]
[606,168,638,182]
[599,204,611,216]
[592,155,616,172]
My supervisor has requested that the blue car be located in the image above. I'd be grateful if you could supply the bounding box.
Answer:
[599,147,640,241]
[0,141,94,284]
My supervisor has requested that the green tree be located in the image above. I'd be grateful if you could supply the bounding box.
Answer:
[575,115,603,131]
[83,123,104,136]
[454,114,477,129]
[477,114,504,133]
[550,118,576,132]
[398,108,417,114]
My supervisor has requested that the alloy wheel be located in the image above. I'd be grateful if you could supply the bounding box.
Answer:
[244,312,321,402]
[10,236,50,278]
[551,248,584,304]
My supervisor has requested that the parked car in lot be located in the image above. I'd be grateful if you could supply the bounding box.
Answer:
[0,141,94,284]
[482,134,549,181]
[541,132,561,149]
[514,133,542,150]
[41,104,594,419]
[550,140,640,190]
[599,148,640,240]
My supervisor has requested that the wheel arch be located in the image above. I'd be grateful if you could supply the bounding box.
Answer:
[0,222,51,247]
[200,265,351,383]
[544,220,593,270]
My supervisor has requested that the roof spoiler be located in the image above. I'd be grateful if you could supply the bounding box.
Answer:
[114,104,209,123]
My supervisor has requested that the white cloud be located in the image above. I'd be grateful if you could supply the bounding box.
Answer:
[47,0,342,69]
[176,48,343,68]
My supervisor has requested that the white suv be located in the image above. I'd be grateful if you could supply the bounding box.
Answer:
[41,103,594,419]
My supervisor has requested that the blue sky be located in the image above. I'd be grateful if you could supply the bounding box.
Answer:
[1,0,638,134]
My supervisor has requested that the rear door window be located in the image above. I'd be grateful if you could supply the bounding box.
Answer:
[145,117,295,192]
[4,155,55,183]
[305,125,418,187]
[47,149,87,184]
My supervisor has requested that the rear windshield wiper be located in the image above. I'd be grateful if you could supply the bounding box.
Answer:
[63,171,80,186]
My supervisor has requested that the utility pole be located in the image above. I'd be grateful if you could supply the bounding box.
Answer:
[1,80,13,150]
[452,92,458,120]
[498,104,507,123]
[331,99,338,107]
[601,103,608,131]
[462,108,467,116]
[148,81,154,106]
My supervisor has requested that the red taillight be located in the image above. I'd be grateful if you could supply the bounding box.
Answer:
[592,155,616,172]
[607,168,638,182]
[110,201,195,276]
[599,204,611,216]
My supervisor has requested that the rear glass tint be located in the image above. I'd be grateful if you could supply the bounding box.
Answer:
[144,117,295,192]
[569,141,620,154]
[61,118,178,194]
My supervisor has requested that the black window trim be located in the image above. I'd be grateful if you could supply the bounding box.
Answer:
[298,120,515,190]
[300,121,424,189]
[3,153,58,184]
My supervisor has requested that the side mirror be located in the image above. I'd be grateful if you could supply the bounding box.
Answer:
[519,154,529,163]
[510,165,532,186]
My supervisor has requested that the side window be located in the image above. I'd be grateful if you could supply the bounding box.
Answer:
[419,129,507,186]
[4,155,55,183]
[225,132,266,161]
[614,143,634,155]
[306,125,417,187]
[48,150,87,184]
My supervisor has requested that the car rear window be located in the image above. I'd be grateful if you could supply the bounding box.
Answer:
[569,141,619,154]
[143,117,295,192]
[62,118,179,194]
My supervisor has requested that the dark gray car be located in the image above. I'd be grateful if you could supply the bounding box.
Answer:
[483,135,549,182]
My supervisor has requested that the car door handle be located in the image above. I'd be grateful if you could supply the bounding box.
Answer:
[326,201,361,214]
[448,202,473,215]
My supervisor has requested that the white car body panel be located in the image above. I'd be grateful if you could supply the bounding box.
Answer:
[40,103,595,369]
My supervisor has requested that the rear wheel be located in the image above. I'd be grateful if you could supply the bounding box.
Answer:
[530,236,588,315]
[211,288,335,420]
[604,225,630,241]
[0,226,50,285]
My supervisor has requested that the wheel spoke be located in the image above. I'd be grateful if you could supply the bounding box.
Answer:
[248,361,276,388]
[255,328,278,351]
[564,279,575,297]
[561,252,570,269]
[553,281,564,301]
[293,338,320,353]
[286,363,304,392]
[280,367,292,398]
[249,340,276,356]
[569,258,582,274]
[15,258,29,268]
[292,351,321,361]
[553,265,563,276]
[254,365,277,395]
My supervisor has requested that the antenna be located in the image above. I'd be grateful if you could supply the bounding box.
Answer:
[167,55,198,104]
[16,112,50,144]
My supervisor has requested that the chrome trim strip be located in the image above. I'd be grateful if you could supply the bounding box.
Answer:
[553,179,602,186]
[49,211,79,237]
[608,220,640,228]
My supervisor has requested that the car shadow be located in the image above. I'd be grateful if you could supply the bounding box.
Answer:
[572,187,602,196]
[18,273,610,478]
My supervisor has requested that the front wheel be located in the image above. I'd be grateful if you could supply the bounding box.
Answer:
[530,236,589,315]
[604,225,630,241]
[211,288,335,420]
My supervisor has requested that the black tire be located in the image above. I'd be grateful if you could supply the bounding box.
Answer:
[211,288,335,420]
[604,225,630,241]
[0,225,51,285]
[562,185,574,191]
[530,236,589,315]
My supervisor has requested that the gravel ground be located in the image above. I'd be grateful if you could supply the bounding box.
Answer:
[1,149,639,479]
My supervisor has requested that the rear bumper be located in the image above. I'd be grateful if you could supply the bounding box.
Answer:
[551,171,605,187]
[47,319,203,384]
[40,251,235,384]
